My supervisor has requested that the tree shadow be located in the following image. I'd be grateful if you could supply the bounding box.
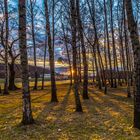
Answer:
[59,85,72,111]
[36,84,72,123]
[0,90,50,119]
[88,87,133,123]
[0,85,137,139]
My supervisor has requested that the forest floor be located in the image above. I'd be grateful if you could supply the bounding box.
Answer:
[0,84,140,140]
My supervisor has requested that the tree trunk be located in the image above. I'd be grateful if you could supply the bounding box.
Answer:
[77,45,82,83]
[76,0,89,99]
[125,0,140,129]
[123,0,131,97]
[3,0,9,95]
[41,34,47,90]
[110,0,120,88]
[29,0,38,90]
[70,0,83,112]
[44,0,58,102]
[8,61,18,90]
[87,0,106,90]
[19,0,34,125]
[61,22,73,85]
[103,0,114,87]
[0,86,1,94]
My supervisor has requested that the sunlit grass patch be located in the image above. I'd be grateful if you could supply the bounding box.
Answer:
[0,84,140,140]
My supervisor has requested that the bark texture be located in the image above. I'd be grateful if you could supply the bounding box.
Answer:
[76,0,89,99]
[44,0,58,102]
[3,0,9,95]
[125,0,140,129]
[70,0,83,112]
[19,0,34,125]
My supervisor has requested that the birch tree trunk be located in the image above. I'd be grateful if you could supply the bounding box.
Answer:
[103,0,114,87]
[19,0,34,125]
[3,0,9,95]
[44,0,58,102]
[41,33,47,90]
[76,0,89,99]
[125,0,140,129]
[70,0,83,112]
[61,22,73,85]
[29,0,38,90]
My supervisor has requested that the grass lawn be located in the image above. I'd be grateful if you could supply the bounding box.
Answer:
[0,79,71,89]
[0,84,140,140]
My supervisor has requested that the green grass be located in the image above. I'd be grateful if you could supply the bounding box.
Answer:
[0,79,71,89]
[0,84,140,140]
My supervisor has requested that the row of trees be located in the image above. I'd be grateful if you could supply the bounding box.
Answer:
[0,0,140,129]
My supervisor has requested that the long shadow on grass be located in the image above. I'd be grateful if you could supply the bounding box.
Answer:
[88,87,133,124]
[36,85,71,123]
[79,87,133,136]
[88,87,133,104]
[59,85,71,111]
[0,90,50,119]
